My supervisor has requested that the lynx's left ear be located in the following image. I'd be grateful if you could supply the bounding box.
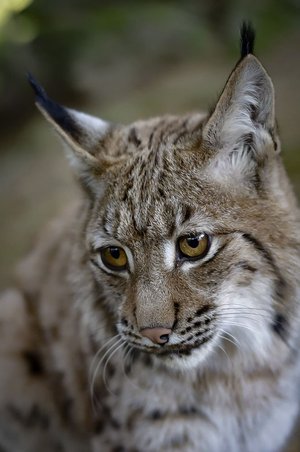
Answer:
[28,74,113,194]
[202,25,278,187]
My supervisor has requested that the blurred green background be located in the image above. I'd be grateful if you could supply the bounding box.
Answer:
[0,1,300,449]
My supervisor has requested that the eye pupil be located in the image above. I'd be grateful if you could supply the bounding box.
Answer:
[110,247,120,259]
[186,237,199,248]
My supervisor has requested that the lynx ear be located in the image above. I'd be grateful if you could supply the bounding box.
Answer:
[28,74,112,193]
[202,53,277,187]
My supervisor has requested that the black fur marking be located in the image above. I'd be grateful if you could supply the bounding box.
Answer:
[181,205,193,224]
[241,232,289,339]
[274,277,287,303]
[240,22,255,58]
[178,349,192,356]
[200,333,213,345]
[179,406,197,415]
[173,302,180,329]
[23,350,44,376]
[242,233,273,265]
[27,73,80,140]
[195,305,212,318]
[148,131,154,149]
[128,127,142,147]
[127,331,140,339]
[236,261,257,273]
[195,331,204,337]
[272,313,288,339]
[149,410,163,420]
[158,187,165,198]
[241,233,287,298]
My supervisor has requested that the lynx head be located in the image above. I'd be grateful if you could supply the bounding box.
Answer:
[29,23,298,371]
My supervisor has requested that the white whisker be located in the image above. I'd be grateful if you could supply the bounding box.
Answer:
[90,336,123,412]
[89,334,121,384]
[219,320,258,335]
[218,328,241,351]
[215,339,232,366]
[102,341,126,396]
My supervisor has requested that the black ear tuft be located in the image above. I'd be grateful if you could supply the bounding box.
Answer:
[27,72,48,102]
[240,21,255,58]
[27,72,79,139]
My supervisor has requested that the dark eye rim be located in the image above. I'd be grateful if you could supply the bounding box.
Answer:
[99,246,128,272]
[176,232,211,262]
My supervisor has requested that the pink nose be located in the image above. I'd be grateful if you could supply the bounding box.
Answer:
[140,327,172,345]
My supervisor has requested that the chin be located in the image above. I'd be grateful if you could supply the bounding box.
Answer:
[153,339,217,373]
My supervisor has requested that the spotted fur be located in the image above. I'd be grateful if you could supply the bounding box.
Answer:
[1,25,300,452]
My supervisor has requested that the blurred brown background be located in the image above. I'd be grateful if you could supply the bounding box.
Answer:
[0,1,300,448]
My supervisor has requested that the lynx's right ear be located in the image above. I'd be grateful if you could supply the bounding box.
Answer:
[28,73,113,194]
[202,23,279,189]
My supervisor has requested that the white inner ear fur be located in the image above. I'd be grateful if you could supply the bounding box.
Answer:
[67,109,110,148]
[61,109,110,185]
[203,56,275,187]
[220,62,273,147]
[37,103,110,196]
[206,130,273,188]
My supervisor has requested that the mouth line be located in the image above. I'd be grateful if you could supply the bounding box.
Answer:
[126,332,214,356]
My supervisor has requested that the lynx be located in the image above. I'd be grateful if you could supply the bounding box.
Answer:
[1,24,300,452]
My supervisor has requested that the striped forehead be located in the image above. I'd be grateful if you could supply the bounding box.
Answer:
[102,198,192,242]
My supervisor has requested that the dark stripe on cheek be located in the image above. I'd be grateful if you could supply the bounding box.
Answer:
[195,305,213,317]
[272,312,288,341]
[241,233,287,299]
[242,233,276,268]
[236,261,257,273]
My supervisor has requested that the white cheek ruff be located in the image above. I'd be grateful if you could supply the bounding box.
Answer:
[216,274,275,361]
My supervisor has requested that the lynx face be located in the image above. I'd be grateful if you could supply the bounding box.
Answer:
[82,117,286,371]
[29,29,295,371]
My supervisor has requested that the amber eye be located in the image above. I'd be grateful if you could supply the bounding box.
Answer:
[100,246,128,271]
[178,233,210,260]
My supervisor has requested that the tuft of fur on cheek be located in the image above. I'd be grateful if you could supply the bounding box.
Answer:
[216,273,275,364]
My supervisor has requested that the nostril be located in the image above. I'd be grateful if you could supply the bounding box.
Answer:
[140,327,172,345]
[159,334,170,343]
